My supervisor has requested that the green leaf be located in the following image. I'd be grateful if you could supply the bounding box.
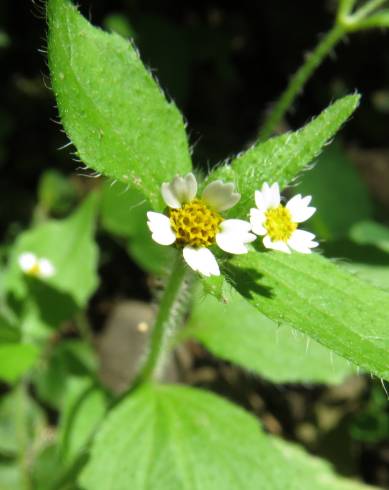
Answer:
[38,169,77,216]
[33,340,98,410]
[100,181,147,238]
[225,251,389,380]
[0,343,39,384]
[80,384,376,490]
[186,286,355,384]
[0,389,46,457]
[322,239,389,292]
[101,181,175,275]
[0,313,20,343]
[207,95,360,218]
[271,437,376,490]
[295,142,372,239]
[6,193,99,310]
[352,10,389,30]
[58,379,107,466]
[350,220,389,253]
[47,0,192,210]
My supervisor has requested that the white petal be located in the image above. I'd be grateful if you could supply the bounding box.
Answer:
[202,180,240,212]
[288,229,319,254]
[38,259,55,278]
[254,182,280,210]
[286,194,316,223]
[147,211,176,246]
[161,173,197,208]
[18,252,37,272]
[267,182,281,208]
[216,219,256,254]
[182,247,220,277]
[219,219,252,234]
[263,235,291,253]
[250,208,266,235]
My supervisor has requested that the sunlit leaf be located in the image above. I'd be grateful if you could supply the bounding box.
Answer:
[47,0,192,210]
[225,251,389,381]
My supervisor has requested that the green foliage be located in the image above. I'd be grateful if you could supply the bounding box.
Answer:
[207,94,360,218]
[47,0,192,210]
[34,339,98,410]
[38,169,77,216]
[100,181,175,274]
[0,344,39,384]
[80,384,377,490]
[350,384,389,444]
[6,193,99,311]
[58,379,107,466]
[296,142,372,239]
[271,437,375,490]
[100,181,146,238]
[0,389,45,458]
[225,251,389,380]
[185,286,355,384]
[350,220,389,252]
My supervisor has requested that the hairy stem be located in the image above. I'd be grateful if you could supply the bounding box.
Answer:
[131,253,192,388]
[259,24,345,141]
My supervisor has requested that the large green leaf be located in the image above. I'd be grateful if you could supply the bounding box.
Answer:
[47,0,192,210]
[80,384,376,490]
[225,252,389,380]
[6,194,99,309]
[207,95,360,217]
[0,344,39,384]
[185,286,355,384]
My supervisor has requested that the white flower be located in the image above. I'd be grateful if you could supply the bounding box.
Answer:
[147,173,256,277]
[18,252,55,278]
[250,182,318,254]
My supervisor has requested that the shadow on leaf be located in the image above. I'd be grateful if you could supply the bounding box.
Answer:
[224,264,273,300]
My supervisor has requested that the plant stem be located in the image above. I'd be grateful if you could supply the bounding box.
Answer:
[131,253,191,388]
[259,24,345,141]
[351,0,388,22]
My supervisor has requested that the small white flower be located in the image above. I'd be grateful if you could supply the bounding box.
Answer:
[147,173,256,277]
[18,252,55,278]
[250,182,318,254]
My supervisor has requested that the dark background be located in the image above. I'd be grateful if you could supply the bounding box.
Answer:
[1,0,389,487]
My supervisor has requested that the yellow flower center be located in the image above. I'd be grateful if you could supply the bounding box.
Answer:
[169,198,223,248]
[264,205,297,242]
[26,263,41,277]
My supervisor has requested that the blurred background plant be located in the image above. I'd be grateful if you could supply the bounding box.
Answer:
[1,0,389,488]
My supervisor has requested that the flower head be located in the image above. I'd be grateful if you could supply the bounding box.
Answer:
[250,182,318,254]
[18,252,55,278]
[147,173,256,276]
